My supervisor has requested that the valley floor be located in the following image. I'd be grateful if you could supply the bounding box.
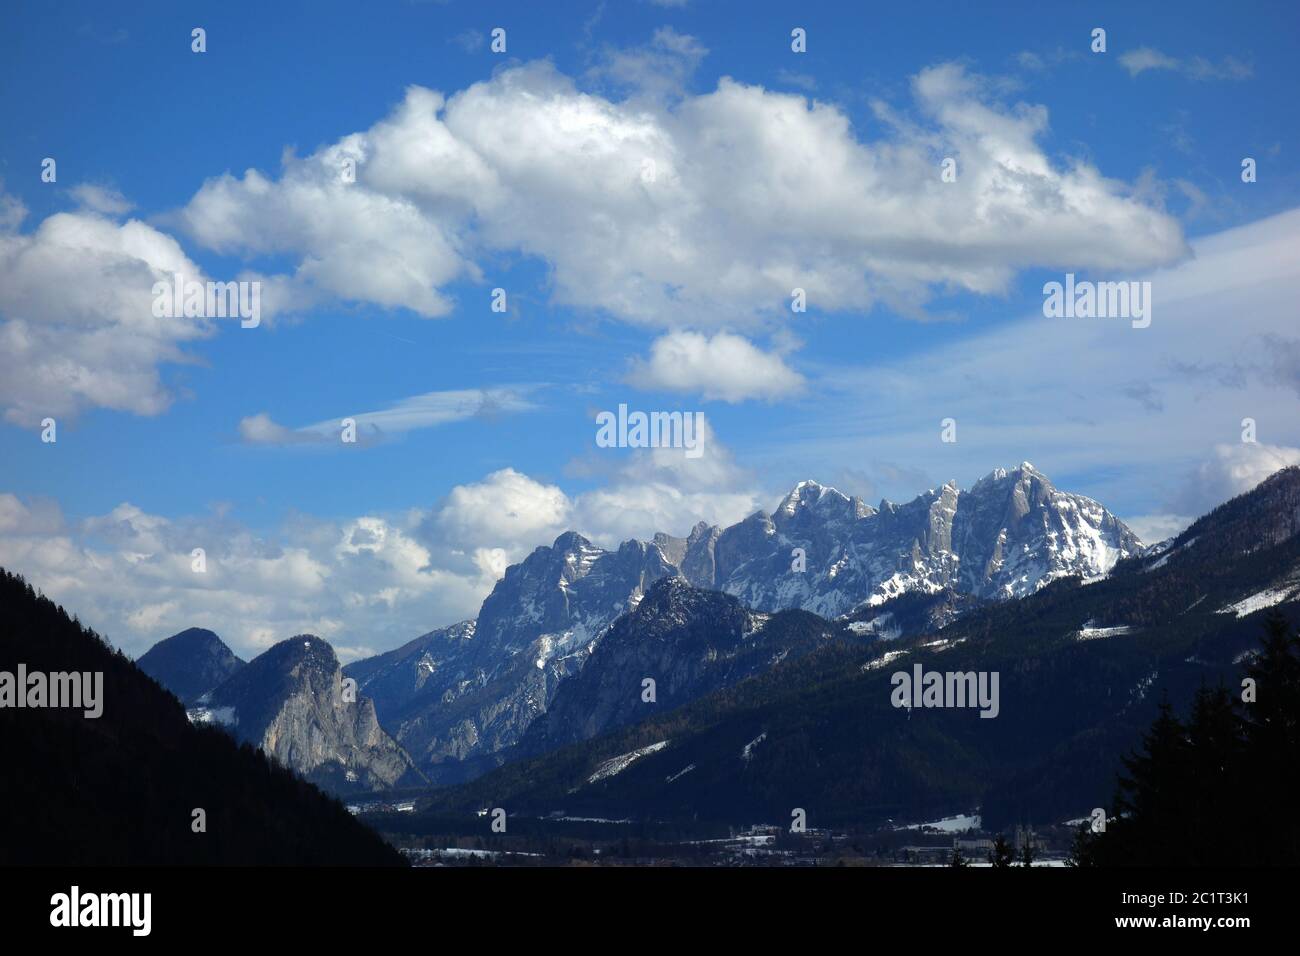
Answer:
[368,813,1080,868]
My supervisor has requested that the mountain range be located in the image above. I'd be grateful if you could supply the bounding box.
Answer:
[521,577,858,754]
[24,462,1300,835]
[340,462,1142,781]
[412,465,1300,831]
[134,464,1146,790]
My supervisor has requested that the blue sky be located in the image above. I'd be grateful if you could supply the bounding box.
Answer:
[1,0,1298,657]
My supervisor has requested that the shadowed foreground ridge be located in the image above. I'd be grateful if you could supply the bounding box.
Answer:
[0,568,404,866]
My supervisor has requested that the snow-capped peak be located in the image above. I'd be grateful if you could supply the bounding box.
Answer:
[778,479,840,514]
[972,461,1050,492]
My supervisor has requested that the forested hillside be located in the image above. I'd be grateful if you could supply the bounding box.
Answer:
[0,569,404,866]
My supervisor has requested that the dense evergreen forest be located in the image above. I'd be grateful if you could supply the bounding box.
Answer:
[0,568,404,865]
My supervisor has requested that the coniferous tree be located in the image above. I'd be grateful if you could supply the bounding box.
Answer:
[1018,835,1036,867]
[0,569,404,866]
[949,845,970,867]
[1239,612,1300,863]
[1089,613,1300,865]
[989,834,1015,868]
[1106,695,1191,864]
[1185,682,1244,864]
[1065,822,1098,867]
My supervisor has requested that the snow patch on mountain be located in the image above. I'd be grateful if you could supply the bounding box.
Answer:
[665,764,696,783]
[864,649,909,671]
[848,613,902,640]
[741,732,767,763]
[897,813,981,833]
[587,740,669,784]
[1217,585,1299,618]
[187,705,237,728]
[1076,622,1137,641]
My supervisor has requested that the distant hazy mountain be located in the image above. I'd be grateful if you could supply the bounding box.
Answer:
[193,636,426,794]
[136,627,244,704]
[0,569,403,865]
[418,467,1300,831]
[352,463,1140,778]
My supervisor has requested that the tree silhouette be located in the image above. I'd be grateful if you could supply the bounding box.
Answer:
[1018,835,1037,867]
[1240,611,1300,863]
[989,834,1015,867]
[1065,821,1098,867]
[0,568,404,866]
[1087,612,1300,865]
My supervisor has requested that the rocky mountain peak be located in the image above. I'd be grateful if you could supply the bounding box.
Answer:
[972,460,1051,491]
[192,633,423,795]
[551,530,595,554]
[255,634,339,679]
[778,479,834,512]
[775,480,871,527]
[521,576,848,754]
[634,573,699,614]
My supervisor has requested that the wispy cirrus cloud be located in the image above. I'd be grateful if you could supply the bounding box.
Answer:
[238,385,542,446]
[449,29,484,53]
[1119,47,1253,81]
[69,183,135,216]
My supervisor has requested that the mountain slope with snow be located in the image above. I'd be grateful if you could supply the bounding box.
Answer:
[349,463,1142,778]
[415,469,1300,831]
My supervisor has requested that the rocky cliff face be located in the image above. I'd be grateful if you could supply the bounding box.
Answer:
[193,635,424,794]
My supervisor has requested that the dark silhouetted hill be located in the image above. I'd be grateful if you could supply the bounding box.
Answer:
[0,569,404,866]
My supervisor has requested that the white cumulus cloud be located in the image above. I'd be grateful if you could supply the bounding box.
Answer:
[176,56,1188,329]
[0,201,212,424]
[626,331,803,402]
